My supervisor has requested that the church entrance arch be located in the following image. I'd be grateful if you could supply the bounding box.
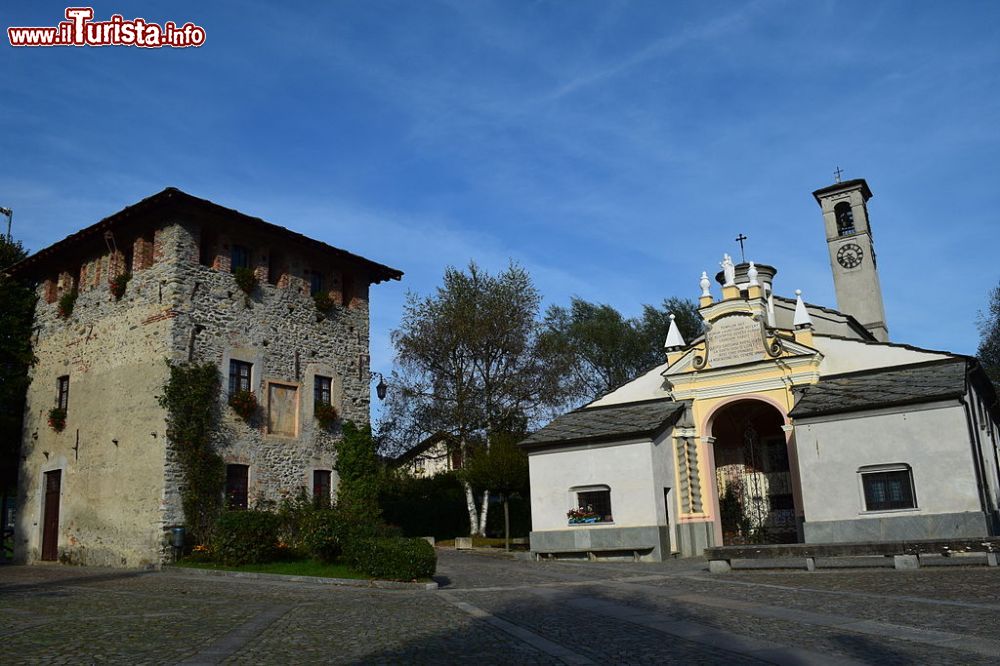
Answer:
[709,400,798,546]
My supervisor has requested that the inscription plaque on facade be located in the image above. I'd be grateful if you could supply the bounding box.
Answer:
[708,315,765,367]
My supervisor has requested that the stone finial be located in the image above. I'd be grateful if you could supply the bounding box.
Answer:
[793,289,813,329]
[747,261,759,287]
[664,313,686,350]
[699,271,711,298]
[720,254,736,286]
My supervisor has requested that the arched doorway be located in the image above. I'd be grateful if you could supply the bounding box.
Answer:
[710,400,798,546]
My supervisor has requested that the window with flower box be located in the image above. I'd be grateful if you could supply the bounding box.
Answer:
[568,485,612,524]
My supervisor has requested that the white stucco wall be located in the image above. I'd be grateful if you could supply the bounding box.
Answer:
[812,336,950,376]
[528,437,672,531]
[795,401,982,523]
[589,363,670,407]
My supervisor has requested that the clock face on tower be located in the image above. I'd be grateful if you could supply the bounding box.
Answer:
[837,243,864,269]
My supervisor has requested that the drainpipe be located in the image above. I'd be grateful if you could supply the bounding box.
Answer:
[960,389,994,534]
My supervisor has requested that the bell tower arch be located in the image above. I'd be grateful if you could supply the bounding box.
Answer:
[812,177,889,341]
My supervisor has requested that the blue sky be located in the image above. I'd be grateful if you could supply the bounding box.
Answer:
[3,1,999,408]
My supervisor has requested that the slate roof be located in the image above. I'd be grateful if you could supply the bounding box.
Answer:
[790,359,969,419]
[520,398,686,449]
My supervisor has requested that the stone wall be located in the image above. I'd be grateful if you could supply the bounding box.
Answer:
[15,226,178,567]
[17,213,379,567]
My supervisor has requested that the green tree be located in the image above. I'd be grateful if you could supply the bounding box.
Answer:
[383,261,567,536]
[0,236,34,560]
[978,281,1000,390]
[540,296,701,403]
[335,421,383,539]
[460,434,529,551]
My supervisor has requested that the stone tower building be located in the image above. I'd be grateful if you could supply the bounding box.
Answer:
[8,188,402,567]
[813,178,889,342]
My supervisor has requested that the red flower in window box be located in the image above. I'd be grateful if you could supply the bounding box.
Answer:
[314,402,339,429]
[48,407,67,433]
[109,272,131,300]
[228,390,258,420]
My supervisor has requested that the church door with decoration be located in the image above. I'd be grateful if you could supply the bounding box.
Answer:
[712,400,799,546]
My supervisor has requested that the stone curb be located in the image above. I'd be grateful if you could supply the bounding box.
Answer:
[160,565,438,590]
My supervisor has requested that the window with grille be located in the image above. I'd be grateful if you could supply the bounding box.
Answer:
[229,360,252,395]
[225,464,249,510]
[570,486,612,523]
[57,376,69,410]
[861,466,916,512]
[314,376,332,406]
[313,470,332,508]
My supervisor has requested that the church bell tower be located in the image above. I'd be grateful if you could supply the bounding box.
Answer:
[812,176,889,342]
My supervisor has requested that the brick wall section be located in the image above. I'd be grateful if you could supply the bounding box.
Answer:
[133,238,154,271]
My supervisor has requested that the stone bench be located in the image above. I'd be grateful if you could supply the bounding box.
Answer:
[704,538,1000,572]
[534,545,654,562]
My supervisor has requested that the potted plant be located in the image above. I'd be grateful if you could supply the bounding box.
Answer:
[228,390,258,420]
[314,402,338,429]
[567,507,602,524]
[233,267,257,296]
[313,292,335,314]
[48,407,67,432]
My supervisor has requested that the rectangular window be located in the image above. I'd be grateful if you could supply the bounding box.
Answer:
[862,468,916,512]
[308,271,324,296]
[57,376,69,410]
[225,464,249,510]
[313,470,332,508]
[229,360,253,395]
[267,382,299,437]
[230,245,250,271]
[573,488,612,523]
[314,376,332,406]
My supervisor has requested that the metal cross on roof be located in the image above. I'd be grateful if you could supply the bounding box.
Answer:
[735,233,748,263]
[833,166,844,183]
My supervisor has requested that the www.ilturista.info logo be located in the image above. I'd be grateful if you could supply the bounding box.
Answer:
[8,7,206,48]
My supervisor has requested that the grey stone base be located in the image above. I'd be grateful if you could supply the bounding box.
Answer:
[803,511,990,544]
[675,521,716,558]
[530,525,671,562]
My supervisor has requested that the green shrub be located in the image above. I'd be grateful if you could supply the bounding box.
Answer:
[313,292,334,313]
[233,267,258,295]
[300,509,343,563]
[110,272,131,300]
[214,510,280,565]
[380,471,469,540]
[58,289,78,319]
[314,402,339,429]
[343,537,436,581]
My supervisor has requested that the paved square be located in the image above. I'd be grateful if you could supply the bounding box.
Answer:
[2,552,998,664]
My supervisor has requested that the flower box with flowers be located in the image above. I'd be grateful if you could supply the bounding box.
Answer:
[567,507,609,525]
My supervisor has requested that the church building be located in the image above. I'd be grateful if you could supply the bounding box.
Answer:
[523,177,1000,560]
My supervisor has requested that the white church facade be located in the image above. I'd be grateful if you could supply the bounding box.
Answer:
[522,177,1000,560]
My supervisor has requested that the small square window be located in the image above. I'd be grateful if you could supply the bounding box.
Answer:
[861,468,916,511]
[229,360,252,395]
[57,376,70,410]
[226,464,249,510]
[230,245,250,271]
[314,376,332,406]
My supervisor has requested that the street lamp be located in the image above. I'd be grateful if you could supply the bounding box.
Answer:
[370,372,388,401]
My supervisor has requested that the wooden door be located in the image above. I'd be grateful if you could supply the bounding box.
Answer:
[41,470,61,561]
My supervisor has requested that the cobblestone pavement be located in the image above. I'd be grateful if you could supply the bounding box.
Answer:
[1,552,999,664]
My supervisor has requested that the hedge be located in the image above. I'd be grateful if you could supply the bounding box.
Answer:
[343,537,436,581]
[215,510,280,565]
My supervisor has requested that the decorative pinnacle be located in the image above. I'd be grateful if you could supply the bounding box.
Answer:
[664,313,686,350]
[793,289,813,329]
[699,271,711,298]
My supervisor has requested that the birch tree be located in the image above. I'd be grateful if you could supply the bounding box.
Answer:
[383,262,566,536]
